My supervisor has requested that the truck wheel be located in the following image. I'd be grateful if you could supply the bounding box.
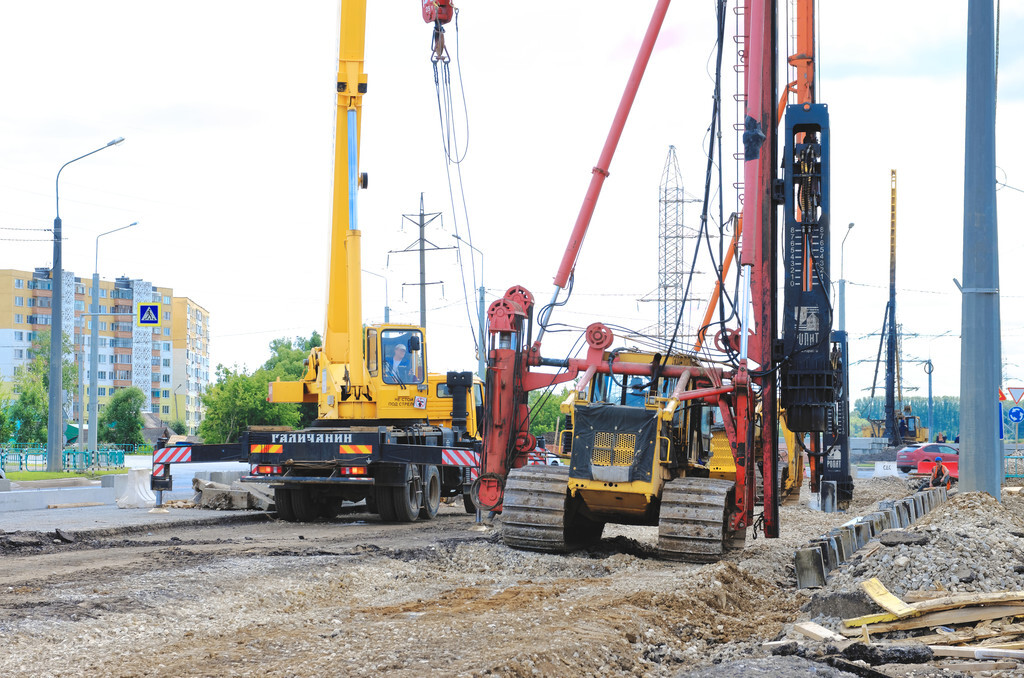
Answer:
[419,465,441,520]
[290,488,319,522]
[391,464,422,522]
[463,492,476,514]
[274,488,296,522]
[375,485,397,522]
[365,492,377,514]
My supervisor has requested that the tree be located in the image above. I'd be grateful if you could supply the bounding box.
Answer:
[6,376,47,444]
[199,364,301,444]
[169,420,187,435]
[99,387,146,446]
[261,332,321,429]
[528,387,572,436]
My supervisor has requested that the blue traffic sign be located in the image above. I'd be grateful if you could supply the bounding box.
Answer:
[138,303,161,326]
[1009,406,1024,424]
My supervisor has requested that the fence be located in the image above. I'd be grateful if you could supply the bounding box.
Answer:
[0,445,133,473]
[1006,455,1024,480]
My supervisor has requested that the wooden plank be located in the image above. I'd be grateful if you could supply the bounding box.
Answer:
[930,644,1024,660]
[861,578,917,618]
[864,604,1024,633]
[912,591,1024,615]
[793,621,846,642]
[47,502,104,509]
[940,662,1019,672]
[1004,486,1023,494]
[904,590,949,602]
[843,611,900,628]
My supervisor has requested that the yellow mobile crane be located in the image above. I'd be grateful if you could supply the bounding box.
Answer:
[152,1,483,522]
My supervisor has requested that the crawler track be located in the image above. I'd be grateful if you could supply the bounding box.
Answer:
[658,477,736,562]
[501,465,572,553]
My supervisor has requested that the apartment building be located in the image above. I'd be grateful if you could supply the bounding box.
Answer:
[0,268,211,436]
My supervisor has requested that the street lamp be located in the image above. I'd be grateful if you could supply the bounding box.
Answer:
[452,233,486,379]
[89,220,139,455]
[48,137,125,472]
[838,222,855,333]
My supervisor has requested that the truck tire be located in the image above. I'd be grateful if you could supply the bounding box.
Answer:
[391,464,422,523]
[375,486,397,522]
[463,492,476,514]
[290,488,319,522]
[419,465,441,520]
[275,488,296,522]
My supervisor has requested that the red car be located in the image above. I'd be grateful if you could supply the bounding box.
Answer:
[896,443,959,473]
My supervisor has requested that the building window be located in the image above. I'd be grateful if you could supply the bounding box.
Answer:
[100,322,107,331]
[14,279,23,289]
[164,328,170,336]
[100,289,107,298]
[14,296,23,306]
[162,374,170,383]
[152,373,160,382]
[98,371,106,380]
[162,406,170,414]
[116,370,131,380]
[163,342,170,351]
[163,311,170,320]
[14,331,23,341]
[161,358,170,367]
[14,349,23,359]
[152,389,160,398]
[162,390,169,398]
[98,387,106,396]
[15,314,22,324]
[74,300,85,311]
[163,295,170,304]
[151,357,160,366]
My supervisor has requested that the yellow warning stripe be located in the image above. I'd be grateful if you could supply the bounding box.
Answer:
[250,444,283,455]
[339,444,372,455]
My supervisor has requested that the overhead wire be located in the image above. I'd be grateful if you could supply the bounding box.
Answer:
[431,8,481,353]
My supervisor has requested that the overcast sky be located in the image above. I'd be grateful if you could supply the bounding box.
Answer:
[0,1,1021,409]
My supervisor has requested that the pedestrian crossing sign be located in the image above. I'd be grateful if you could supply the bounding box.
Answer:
[138,303,161,327]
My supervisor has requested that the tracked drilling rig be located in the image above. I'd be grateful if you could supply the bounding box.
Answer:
[473,0,846,561]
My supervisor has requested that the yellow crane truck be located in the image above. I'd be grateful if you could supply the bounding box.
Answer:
[151,0,482,521]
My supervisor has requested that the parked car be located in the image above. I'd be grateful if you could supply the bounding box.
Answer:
[896,442,959,473]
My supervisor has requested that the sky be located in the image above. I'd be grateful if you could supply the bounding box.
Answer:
[0,1,1021,409]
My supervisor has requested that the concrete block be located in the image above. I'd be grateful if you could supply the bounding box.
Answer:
[828,529,850,564]
[795,548,827,588]
[0,487,115,512]
[836,526,857,558]
[809,537,839,571]
[200,488,249,510]
[0,478,10,492]
[820,481,837,512]
[853,521,871,548]
[100,475,117,488]
[210,471,245,486]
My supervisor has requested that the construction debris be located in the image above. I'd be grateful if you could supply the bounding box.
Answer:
[191,477,275,511]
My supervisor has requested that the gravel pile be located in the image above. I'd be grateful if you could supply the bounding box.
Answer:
[825,491,1024,597]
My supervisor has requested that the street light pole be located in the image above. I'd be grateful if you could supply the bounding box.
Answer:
[89,220,138,455]
[452,233,486,380]
[838,222,854,333]
[48,137,125,472]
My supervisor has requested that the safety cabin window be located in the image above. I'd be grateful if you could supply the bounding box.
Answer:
[381,329,424,385]
[366,329,378,376]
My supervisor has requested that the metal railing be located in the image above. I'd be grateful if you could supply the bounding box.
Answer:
[1006,455,1024,479]
[1,444,134,473]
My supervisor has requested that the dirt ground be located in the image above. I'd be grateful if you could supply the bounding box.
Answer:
[0,478,1011,677]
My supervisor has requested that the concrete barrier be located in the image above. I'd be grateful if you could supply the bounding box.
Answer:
[116,469,156,509]
[0,486,115,512]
